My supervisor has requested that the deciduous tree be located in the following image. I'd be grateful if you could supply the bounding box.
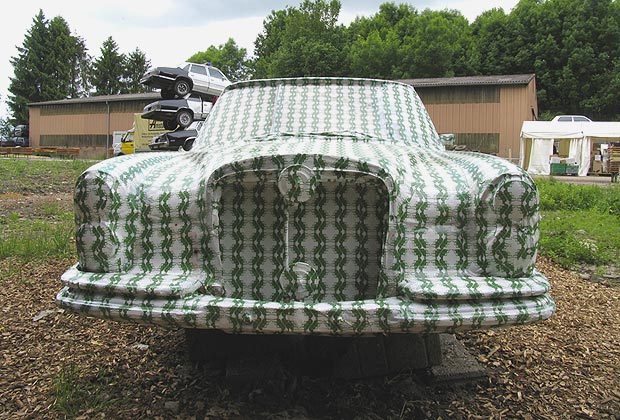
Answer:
[471,0,620,120]
[188,39,251,82]
[345,3,416,79]
[253,0,347,78]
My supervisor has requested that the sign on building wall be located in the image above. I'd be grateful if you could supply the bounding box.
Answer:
[133,114,170,151]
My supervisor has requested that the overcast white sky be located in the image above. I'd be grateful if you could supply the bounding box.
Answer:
[0,0,519,116]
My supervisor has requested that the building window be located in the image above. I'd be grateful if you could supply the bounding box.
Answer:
[416,86,500,104]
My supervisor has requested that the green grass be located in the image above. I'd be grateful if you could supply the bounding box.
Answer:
[53,364,120,417]
[39,201,61,216]
[539,210,620,267]
[0,212,75,259]
[0,158,93,195]
[536,178,620,215]
[0,158,94,260]
[535,179,620,268]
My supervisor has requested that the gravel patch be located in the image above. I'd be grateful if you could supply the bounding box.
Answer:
[0,257,618,419]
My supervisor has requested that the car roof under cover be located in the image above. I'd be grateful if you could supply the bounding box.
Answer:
[197,77,442,150]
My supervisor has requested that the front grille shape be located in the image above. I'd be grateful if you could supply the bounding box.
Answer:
[212,168,389,303]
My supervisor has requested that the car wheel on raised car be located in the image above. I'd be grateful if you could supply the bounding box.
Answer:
[176,110,193,128]
[163,120,178,131]
[174,79,191,97]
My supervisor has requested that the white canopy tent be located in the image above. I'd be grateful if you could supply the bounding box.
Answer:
[520,121,620,176]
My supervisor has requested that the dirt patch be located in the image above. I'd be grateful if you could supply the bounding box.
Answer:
[459,258,620,419]
[576,263,620,287]
[0,192,26,200]
[0,158,90,197]
[0,193,73,219]
[0,256,618,419]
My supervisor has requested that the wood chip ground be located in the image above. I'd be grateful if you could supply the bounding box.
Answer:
[0,190,618,419]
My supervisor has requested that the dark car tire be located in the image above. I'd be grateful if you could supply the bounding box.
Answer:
[160,88,175,99]
[174,79,192,97]
[163,120,178,131]
[182,138,195,151]
[176,110,193,128]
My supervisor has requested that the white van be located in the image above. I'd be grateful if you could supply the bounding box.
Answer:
[552,115,592,122]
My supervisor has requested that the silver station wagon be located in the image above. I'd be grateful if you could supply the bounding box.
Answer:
[58,78,555,336]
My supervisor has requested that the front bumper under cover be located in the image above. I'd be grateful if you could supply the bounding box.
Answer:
[58,267,554,334]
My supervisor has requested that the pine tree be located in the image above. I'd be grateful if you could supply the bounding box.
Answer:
[91,37,126,95]
[123,48,151,93]
[46,16,78,99]
[8,10,91,125]
[8,10,50,124]
[64,35,91,98]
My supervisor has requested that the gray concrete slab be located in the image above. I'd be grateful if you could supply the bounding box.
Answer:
[429,334,487,384]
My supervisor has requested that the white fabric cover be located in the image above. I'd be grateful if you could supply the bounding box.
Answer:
[569,138,591,176]
[526,139,554,175]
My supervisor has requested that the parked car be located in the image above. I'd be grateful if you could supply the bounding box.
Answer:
[140,62,231,100]
[13,137,29,147]
[552,115,592,122]
[1,125,29,147]
[13,124,29,137]
[58,78,554,338]
[149,121,203,151]
[142,95,213,130]
[0,137,12,147]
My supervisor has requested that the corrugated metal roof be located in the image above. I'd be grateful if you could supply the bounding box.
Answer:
[400,74,535,88]
[29,92,160,106]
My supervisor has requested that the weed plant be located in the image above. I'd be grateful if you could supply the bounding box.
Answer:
[53,363,118,416]
[536,178,620,215]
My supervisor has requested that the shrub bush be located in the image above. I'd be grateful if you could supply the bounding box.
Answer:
[535,178,620,215]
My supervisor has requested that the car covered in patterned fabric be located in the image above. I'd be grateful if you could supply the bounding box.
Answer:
[57,78,555,335]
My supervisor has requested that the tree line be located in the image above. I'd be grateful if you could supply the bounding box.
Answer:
[7,10,151,126]
[6,0,620,129]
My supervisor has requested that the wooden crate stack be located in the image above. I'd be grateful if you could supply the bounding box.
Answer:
[609,146,620,182]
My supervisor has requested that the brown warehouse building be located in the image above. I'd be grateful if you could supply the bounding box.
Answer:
[28,92,161,159]
[28,74,538,162]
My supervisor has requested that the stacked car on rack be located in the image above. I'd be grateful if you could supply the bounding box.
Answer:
[140,62,230,151]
